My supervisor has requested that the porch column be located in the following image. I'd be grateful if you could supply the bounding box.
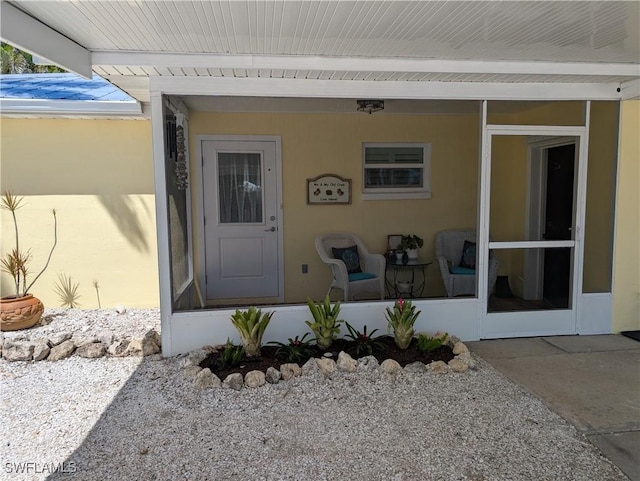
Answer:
[612,100,640,333]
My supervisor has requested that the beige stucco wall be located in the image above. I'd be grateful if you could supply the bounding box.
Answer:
[0,118,159,308]
[612,100,640,332]
[190,111,480,302]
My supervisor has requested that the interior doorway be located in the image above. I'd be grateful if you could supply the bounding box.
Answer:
[542,143,575,308]
[521,138,578,308]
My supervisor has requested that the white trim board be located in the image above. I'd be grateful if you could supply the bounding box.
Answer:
[0,99,143,117]
[149,76,623,101]
[93,51,640,79]
[165,298,478,356]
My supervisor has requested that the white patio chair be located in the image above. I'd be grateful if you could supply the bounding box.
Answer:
[435,230,499,298]
[315,233,386,301]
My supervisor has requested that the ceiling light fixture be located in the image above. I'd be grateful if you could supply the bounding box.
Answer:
[357,99,384,114]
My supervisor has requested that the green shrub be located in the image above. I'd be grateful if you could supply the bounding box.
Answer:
[305,295,343,350]
[219,339,245,368]
[385,298,421,350]
[417,332,448,353]
[230,306,273,357]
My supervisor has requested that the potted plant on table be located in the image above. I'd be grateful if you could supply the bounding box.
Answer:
[401,234,424,260]
[0,192,57,331]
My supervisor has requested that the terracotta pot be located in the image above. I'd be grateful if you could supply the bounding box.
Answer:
[0,294,44,331]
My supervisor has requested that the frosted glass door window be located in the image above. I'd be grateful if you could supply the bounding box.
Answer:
[217,153,263,223]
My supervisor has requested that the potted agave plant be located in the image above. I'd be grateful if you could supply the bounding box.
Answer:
[0,192,57,331]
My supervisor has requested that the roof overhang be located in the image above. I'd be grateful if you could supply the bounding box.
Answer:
[0,2,92,78]
[3,1,639,102]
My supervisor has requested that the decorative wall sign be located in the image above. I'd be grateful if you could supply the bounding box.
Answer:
[307,174,352,204]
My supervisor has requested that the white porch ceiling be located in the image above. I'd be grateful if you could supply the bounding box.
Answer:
[4,1,640,105]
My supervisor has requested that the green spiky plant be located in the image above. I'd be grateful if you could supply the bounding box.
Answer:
[268,333,315,364]
[385,298,421,350]
[218,339,245,369]
[1,191,57,298]
[417,332,448,353]
[230,306,273,357]
[344,322,385,357]
[305,295,343,351]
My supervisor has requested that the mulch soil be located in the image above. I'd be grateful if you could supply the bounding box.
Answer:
[200,335,454,380]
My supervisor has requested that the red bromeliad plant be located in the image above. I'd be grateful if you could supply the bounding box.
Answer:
[385,297,421,349]
[344,322,385,357]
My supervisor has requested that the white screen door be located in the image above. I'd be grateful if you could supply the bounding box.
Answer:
[202,140,280,300]
[481,126,588,338]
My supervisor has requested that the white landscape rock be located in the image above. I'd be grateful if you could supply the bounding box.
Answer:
[48,340,76,361]
[265,366,281,384]
[279,363,302,381]
[32,343,51,361]
[336,351,357,372]
[452,341,470,355]
[180,348,210,368]
[301,358,319,375]
[380,358,402,375]
[48,332,72,347]
[357,355,379,370]
[75,342,106,359]
[183,365,203,378]
[316,357,337,377]
[244,370,266,388]
[456,352,477,370]
[427,360,450,374]
[107,340,130,357]
[127,335,160,357]
[222,373,244,391]
[2,342,34,362]
[448,358,469,373]
[195,368,221,389]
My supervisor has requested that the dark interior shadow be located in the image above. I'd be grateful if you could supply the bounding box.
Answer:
[97,194,150,253]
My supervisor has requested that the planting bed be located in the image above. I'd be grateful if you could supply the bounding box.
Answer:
[199,335,455,380]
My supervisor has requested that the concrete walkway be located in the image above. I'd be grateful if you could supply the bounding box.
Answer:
[467,334,640,481]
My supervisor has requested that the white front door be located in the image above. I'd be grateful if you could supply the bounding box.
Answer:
[202,139,281,300]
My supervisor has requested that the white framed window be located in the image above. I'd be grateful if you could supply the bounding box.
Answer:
[362,143,431,200]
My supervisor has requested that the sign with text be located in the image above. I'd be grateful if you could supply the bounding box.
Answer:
[307,174,351,204]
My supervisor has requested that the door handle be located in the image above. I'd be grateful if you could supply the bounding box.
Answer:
[264,226,276,232]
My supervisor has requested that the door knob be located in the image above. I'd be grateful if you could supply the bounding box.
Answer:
[265,226,276,232]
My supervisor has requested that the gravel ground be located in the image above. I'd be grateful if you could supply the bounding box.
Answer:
[1,309,627,481]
